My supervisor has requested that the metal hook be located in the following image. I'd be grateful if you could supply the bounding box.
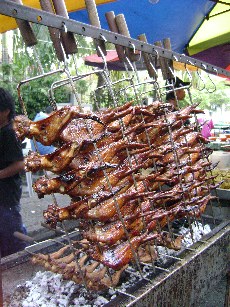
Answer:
[168,66,177,82]
[62,22,68,33]
[201,63,207,70]
[149,61,158,79]
[201,64,216,93]
[129,42,142,62]
[152,48,159,60]
[99,34,107,42]
[213,67,218,76]
[185,60,194,80]
[97,45,108,72]
[129,42,136,54]
[149,49,159,79]
[205,73,217,93]
[124,56,135,73]
[196,69,206,91]
[172,54,178,62]
[184,64,193,85]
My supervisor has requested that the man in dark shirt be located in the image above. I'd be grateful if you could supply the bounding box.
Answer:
[0,87,27,257]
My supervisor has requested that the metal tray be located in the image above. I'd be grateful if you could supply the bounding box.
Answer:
[214,188,230,201]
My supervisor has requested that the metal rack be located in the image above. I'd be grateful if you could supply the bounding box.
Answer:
[0,1,229,306]
[1,0,230,77]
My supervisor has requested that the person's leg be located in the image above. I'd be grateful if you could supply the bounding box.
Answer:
[0,206,27,257]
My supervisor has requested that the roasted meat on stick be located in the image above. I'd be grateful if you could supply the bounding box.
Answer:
[12,99,218,289]
[14,106,104,145]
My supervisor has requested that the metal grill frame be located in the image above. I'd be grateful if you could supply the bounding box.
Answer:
[1,0,230,77]
[1,219,229,305]
[0,1,229,305]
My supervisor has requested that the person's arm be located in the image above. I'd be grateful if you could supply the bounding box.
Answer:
[0,160,24,179]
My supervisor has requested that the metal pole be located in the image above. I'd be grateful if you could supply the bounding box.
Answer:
[225,270,230,307]
[0,0,230,77]
[0,250,3,307]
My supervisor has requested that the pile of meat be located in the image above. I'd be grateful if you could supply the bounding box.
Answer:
[14,101,218,290]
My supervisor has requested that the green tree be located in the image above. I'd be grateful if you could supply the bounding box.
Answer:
[0,25,94,118]
[178,71,229,111]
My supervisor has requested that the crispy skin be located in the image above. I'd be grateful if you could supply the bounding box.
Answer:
[82,192,208,245]
[23,100,215,286]
[33,148,160,198]
[25,142,80,173]
[14,106,102,144]
[89,232,161,270]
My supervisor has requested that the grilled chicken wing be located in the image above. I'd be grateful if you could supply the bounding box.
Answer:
[14,106,103,145]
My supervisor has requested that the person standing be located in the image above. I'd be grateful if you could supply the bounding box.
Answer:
[198,117,214,139]
[0,87,27,257]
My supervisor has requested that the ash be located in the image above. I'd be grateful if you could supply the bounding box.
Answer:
[157,221,211,261]
[6,222,211,307]
[180,221,211,247]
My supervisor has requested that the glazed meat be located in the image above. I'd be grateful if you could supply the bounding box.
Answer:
[25,141,81,173]
[14,106,103,145]
[89,232,159,270]
[13,100,217,288]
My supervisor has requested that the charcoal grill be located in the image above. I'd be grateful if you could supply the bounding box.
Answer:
[2,217,229,306]
[0,1,229,306]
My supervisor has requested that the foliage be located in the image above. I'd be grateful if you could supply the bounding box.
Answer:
[178,71,229,111]
[1,27,229,117]
[0,26,95,118]
[90,70,138,110]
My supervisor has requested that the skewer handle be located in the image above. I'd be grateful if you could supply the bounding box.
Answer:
[84,0,107,56]
[154,40,173,80]
[39,0,65,62]
[13,231,36,243]
[115,14,139,62]
[163,38,174,76]
[51,0,78,55]
[138,33,157,79]
[105,11,126,62]
[11,0,37,47]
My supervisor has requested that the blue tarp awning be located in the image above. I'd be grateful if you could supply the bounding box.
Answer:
[69,0,230,70]
[1,0,229,70]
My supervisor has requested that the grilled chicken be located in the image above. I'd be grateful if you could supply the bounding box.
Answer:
[13,100,217,288]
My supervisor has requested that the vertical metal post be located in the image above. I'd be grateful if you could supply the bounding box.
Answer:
[0,250,3,307]
[225,270,230,307]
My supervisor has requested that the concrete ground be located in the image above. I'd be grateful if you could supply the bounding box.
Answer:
[210,150,230,170]
[20,173,78,242]
[21,188,71,237]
